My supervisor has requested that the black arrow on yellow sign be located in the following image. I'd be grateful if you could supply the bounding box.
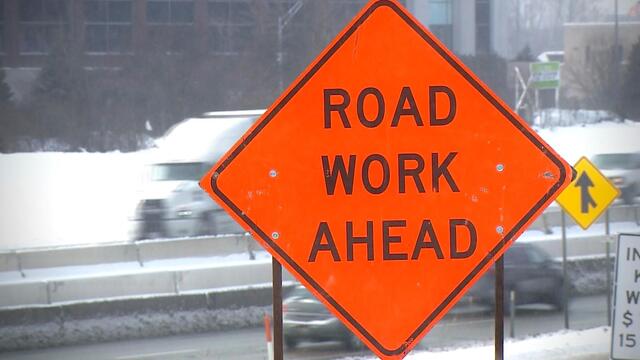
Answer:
[575,171,597,213]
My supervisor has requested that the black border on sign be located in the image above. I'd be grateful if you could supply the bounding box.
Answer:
[610,233,640,360]
[211,0,568,356]
[556,156,622,230]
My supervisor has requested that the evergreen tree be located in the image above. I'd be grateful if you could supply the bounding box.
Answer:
[514,45,534,62]
[31,42,89,148]
[620,36,640,120]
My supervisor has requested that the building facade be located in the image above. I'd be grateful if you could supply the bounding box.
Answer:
[0,0,508,101]
[406,0,509,58]
[0,0,509,68]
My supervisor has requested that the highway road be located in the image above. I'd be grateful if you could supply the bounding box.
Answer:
[2,294,608,360]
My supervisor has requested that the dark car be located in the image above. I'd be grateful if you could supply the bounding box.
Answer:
[466,243,566,310]
[283,243,564,349]
[283,285,362,350]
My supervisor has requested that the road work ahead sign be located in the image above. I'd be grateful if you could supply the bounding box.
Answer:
[556,157,620,229]
[200,1,572,358]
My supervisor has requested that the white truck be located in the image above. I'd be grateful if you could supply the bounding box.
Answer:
[592,152,640,205]
[130,110,264,240]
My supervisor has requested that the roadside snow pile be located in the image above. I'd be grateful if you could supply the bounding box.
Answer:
[0,119,638,250]
[343,327,610,360]
[537,120,640,164]
[0,305,270,352]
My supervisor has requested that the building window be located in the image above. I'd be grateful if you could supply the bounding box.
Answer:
[84,0,133,53]
[147,0,195,52]
[428,0,453,48]
[208,0,257,54]
[19,0,69,54]
[147,0,194,24]
[475,0,491,54]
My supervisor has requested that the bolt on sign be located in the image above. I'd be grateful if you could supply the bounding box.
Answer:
[556,157,620,230]
[612,233,640,360]
[200,0,572,358]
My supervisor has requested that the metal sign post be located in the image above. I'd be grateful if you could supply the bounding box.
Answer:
[272,259,284,360]
[606,209,612,326]
[562,210,569,329]
[495,257,504,360]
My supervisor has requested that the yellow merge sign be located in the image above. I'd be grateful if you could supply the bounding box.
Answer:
[556,157,621,229]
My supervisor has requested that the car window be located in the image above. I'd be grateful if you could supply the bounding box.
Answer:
[592,153,635,170]
[151,162,205,181]
[505,247,529,265]
[527,246,550,264]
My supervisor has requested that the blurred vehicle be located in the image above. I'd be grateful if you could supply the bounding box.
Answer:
[592,152,640,204]
[466,243,565,310]
[283,243,564,350]
[283,285,363,350]
[130,110,264,240]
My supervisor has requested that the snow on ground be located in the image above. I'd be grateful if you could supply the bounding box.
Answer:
[342,327,610,360]
[0,151,153,250]
[0,120,639,250]
[536,120,640,164]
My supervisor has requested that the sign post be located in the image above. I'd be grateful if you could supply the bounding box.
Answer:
[271,260,283,360]
[200,1,572,358]
[611,233,640,359]
[555,157,620,330]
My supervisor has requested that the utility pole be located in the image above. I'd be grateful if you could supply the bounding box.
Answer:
[614,0,620,116]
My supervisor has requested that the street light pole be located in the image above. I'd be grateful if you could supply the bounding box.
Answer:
[277,1,304,93]
[614,0,620,116]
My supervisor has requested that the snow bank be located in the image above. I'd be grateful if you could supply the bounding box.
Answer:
[537,120,640,164]
[342,327,610,360]
[0,119,638,250]
[0,305,270,352]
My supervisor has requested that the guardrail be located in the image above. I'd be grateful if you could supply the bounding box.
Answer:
[0,259,295,308]
[0,204,637,309]
[0,233,259,276]
[531,203,640,234]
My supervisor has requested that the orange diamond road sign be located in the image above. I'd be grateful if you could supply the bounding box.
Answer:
[200,0,572,358]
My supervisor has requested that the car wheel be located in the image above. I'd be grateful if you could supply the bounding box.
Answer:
[284,335,298,350]
[549,279,565,311]
[343,332,364,351]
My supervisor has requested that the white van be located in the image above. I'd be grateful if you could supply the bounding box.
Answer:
[130,110,264,240]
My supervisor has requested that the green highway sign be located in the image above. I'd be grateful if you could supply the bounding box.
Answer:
[530,61,561,89]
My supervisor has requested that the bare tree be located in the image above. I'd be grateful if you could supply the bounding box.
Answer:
[563,33,618,111]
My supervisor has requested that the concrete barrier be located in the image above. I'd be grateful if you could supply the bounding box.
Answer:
[528,204,640,233]
[0,251,19,273]
[177,261,294,292]
[47,272,176,303]
[17,243,139,270]
[0,281,48,308]
[137,234,259,263]
[523,234,616,259]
